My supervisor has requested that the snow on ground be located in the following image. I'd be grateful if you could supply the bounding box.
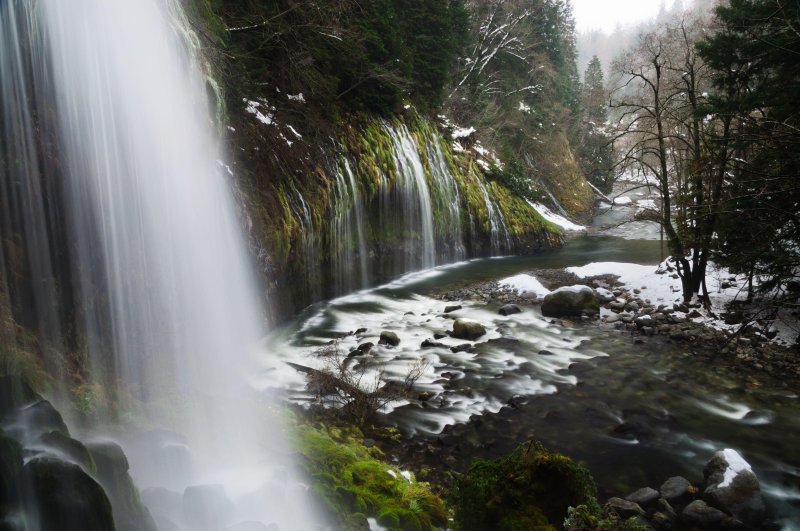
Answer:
[528,201,585,232]
[567,260,796,345]
[452,126,475,139]
[499,274,551,298]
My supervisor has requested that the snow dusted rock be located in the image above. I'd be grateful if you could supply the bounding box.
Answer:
[541,285,599,317]
[703,449,765,526]
[594,287,615,303]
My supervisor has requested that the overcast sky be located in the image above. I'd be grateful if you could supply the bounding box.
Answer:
[572,0,677,34]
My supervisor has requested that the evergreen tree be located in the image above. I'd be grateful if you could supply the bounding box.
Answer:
[575,56,614,192]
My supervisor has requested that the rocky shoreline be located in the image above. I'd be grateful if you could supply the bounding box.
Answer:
[429,267,800,381]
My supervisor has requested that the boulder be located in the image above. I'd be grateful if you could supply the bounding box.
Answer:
[703,449,765,526]
[23,457,116,531]
[14,400,69,439]
[541,286,599,318]
[660,476,693,506]
[87,441,157,531]
[356,342,374,354]
[681,500,727,527]
[451,319,486,340]
[38,431,96,474]
[450,343,477,354]
[498,304,522,316]
[625,487,660,509]
[606,497,645,519]
[444,305,462,313]
[378,331,400,346]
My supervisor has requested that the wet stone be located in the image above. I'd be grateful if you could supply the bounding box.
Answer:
[607,497,645,519]
[379,331,400,346]
[660,476,692,504]
[443,305,462,313]
[421,339,446,349]
[498,304,522,316]
[681,500,726,527]
[625,487,660,508]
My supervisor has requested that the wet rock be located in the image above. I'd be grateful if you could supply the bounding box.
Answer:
[183,484,233,531]
[634,315,654,327]
[418,392,434,402]
[379,331,400,346]
[14,400,69,439]
[538,350,555,356]
[498,304,522,316]
[87,440,157,531]
[357,342,374,354]
[451,319,486,341]
[681,500,727,527]
[23,457,115,531]
[444,305,462,313]
[703,449,765,526]
[421,338,446,349]
[354,327,367,335]
[450,343,477,354]
[660,476,693,505]
[38,431,96,474]
[433,331,447,340]
[651,511,673,530]
[606,497,645,519]
[625,487,660,509]
[541,286,599,317]
[486,336,520,348]
[0,431,23,514]
[347,350,362,358]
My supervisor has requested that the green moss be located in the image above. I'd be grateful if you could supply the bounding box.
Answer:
[450,440,596,531]
[291,415,447,530]
[564,498,650,531]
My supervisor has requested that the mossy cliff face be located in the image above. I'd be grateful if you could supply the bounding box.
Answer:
[230,108,567,320]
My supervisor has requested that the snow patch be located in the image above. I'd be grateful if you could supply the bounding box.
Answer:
[453,126,475,139]
[719,448,752,488]
[499,274,551,298]
[244,99,274,125]
[613,196,632,205]
[528,201,585,232]
[287,92,305,103]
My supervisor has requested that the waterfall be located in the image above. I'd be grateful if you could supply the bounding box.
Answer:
[474,175,512,255]
[331,159,369,294]
[0,0,316,529]
[427,140,466,263]
[288,184,321,300]
[389,125,437,271]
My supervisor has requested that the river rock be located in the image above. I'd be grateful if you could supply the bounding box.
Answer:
[498,304,522,316]
[444,305,462,313]
[378,331,400,346]
[0,431,23,514]
[451,343,477,353]
[625,487,660,509]
[660,476,693,506]
[606,497,645,519]
[451,319,486,340]
[421,338,446,349]
[703,449,765,526]
[681,500,727,527]
[24,456,116,531]
[541,286,599,317]
[595,287,615,302]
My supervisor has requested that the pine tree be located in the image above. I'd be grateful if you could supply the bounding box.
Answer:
[575,56,614,192]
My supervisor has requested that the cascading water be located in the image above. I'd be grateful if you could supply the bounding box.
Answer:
[288,184,321,300]
[331,160,369,294]
[388,125,437,271]
[474,175,512,255]
[427,140,466,263]
[0,0,317,529]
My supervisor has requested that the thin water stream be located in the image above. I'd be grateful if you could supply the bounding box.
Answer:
[269,236,800,529]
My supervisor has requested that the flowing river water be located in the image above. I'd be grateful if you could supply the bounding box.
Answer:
[268,228,800,529]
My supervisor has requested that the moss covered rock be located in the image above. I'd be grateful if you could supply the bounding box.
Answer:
[0,431,23,521]
[23,457,116,531]
[450,440,596,530]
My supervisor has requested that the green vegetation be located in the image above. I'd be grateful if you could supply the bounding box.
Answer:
[449,440,596,531]
[292,416,447,530]
[564,498,649,531]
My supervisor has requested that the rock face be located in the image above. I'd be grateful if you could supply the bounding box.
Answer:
[541,286,599,317]
[703,449,765,526]
[24,457,117,531]
[451,319,487,340]
[378,331,400,346]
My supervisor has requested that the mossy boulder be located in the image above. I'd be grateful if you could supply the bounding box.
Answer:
[450,440,596,530]
[87,441,157,531]
[38,431,96,474]
[541,286,599,318]
[451,319,487,341]
[23,457,116,531]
